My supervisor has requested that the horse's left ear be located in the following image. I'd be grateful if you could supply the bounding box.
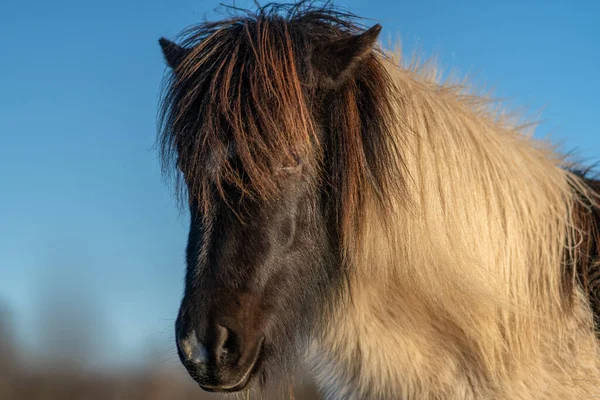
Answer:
[312,24,382,89]
[159,37,189,69]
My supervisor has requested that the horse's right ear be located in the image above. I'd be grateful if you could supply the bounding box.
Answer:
[159,38,189,69]
[312,24,382,89]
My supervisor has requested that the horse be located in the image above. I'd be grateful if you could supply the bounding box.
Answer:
[157,3,600,399]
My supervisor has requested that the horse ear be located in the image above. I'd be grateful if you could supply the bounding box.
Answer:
[312,24,382,89]
[159,38,189,69]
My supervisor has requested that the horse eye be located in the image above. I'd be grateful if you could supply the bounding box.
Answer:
[280,165,300,172]
[277,162,303,176]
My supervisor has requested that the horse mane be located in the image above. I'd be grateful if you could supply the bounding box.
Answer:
[158,2,404,241]
[321,48,600,395]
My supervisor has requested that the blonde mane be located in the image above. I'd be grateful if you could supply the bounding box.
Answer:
[309,49,600,399]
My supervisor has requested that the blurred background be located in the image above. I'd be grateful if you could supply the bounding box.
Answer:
[1,0,598,398]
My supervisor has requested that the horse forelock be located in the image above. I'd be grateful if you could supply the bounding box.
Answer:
[159,14,316,211]
[158,3,406,248]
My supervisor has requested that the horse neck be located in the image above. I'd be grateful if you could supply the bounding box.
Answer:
[306,56,600,399]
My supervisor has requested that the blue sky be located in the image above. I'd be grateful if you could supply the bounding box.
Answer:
[1,0,598,366]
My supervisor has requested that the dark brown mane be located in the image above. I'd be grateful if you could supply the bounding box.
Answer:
[571,175,600,330]
[158,2,404,238]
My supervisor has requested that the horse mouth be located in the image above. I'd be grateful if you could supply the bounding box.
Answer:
[197,337,265,393]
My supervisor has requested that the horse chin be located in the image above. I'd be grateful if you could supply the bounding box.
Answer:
[197,338,266,394]
[203,364,271,397]
[197,367,260,394]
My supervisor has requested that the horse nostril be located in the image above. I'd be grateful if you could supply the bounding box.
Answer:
[215,324,241,364]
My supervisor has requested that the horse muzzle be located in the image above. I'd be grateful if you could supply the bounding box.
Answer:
[175,311,266,392]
